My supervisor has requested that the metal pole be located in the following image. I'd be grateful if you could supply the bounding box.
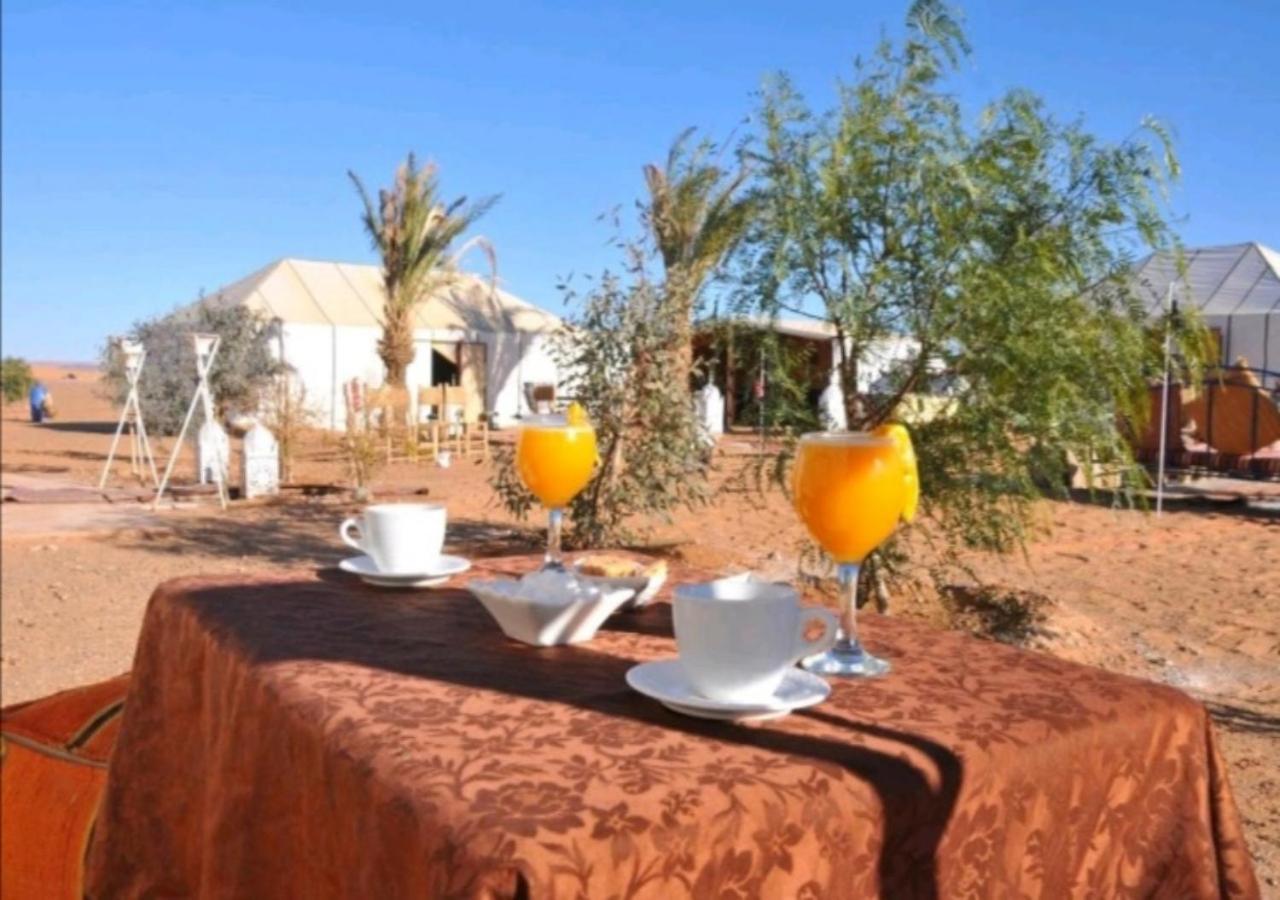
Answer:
[99,348,147,490]
[135,403,159,487]
[196,337,229,510]
[1155,284,1174,517]
[757,352,765,453]
[99,387,134,490]
[152,385,204,510]
[154,336,225,509]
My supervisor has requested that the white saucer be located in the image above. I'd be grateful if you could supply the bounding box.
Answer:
[625,659,830,721]
[339,554,471,588]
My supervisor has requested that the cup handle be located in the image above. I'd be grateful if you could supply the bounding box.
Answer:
[340,518,365,554]
[794,607,839,661]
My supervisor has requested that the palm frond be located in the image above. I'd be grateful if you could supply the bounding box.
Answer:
[348,153,500,385]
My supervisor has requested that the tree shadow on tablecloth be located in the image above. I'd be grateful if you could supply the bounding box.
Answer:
[120,509,538,568]
[176,572,963,898]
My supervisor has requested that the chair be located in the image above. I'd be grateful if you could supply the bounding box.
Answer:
[525,382,556,415]
[454,396,490,460]
[415,386,462,461]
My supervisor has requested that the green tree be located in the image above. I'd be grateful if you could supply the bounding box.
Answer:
[642,129,755,389]
[101,302,283,435]
[738,0,1206,552]
[349,154,497,387]
[1,357,35,403]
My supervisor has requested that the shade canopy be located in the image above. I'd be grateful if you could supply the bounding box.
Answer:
[199,257,562,333]
[1132,242,1280,317]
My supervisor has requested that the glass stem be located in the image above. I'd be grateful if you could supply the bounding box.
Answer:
[836,562,862,654]
[545,507,565,570]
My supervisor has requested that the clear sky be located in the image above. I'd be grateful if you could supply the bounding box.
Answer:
[3,0,1277,361]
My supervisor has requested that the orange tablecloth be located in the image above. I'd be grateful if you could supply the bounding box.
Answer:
[86,557,1259,898]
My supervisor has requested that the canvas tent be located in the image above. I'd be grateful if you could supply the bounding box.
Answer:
[693,317,919,428]
[1132,242,1280,388]
[195,258,563,428]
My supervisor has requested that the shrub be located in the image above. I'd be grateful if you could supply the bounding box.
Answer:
[492,258,711,549]
[1,357,34,403]
[259,373,319,484]
[101,300,283,435]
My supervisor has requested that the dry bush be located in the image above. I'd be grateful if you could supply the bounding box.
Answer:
[338,387,385,499]
[259,374,319,484]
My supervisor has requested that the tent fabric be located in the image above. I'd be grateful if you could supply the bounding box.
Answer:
[1132,242,1280,316]
[197,258,562,334]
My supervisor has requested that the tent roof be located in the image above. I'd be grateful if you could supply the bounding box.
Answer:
[698,315,839,341]
[197,258,563,333]
[1133,242,1280,317]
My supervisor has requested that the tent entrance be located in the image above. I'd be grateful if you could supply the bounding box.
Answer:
[430,346,460,386]
[424,340,487,420]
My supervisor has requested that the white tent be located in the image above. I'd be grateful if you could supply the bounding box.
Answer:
[1132,242,1280,388]
[193,258,564,429]
[719,316,920,393]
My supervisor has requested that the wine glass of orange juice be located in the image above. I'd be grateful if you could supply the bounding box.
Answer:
[792,431,906,677]
[516,408,598,571]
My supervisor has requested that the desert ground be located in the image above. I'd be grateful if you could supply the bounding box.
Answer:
[3,364,1277,887]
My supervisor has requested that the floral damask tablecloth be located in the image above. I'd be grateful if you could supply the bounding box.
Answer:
[86,557,1259,898]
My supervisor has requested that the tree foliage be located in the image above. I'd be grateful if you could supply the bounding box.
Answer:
[1,357,34,403]
[736,0,1206,552]
[350,154,498,387]
[101,301,283,436]
[642,129,755,386]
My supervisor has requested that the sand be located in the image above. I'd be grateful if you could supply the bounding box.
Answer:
[2,365,1277,886]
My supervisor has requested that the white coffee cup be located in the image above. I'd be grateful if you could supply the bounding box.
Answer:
[673,577,838,705]
[340,503,446,574]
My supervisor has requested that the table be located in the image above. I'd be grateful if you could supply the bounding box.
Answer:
[86,557,1259,898]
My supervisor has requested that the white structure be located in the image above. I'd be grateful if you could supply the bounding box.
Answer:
[723,317,922,393]
[197,420,230,486]
[99,338,159,488]
[155,333,229,509]
[1132,242,1280,388]
[189,258,564,429]
[241,424,280,498]
[819,378,848,431]
[696,383,725,443]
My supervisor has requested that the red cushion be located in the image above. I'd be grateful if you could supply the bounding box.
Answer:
[1,674,131,900]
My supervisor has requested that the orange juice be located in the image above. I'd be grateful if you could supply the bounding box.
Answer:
[792,433,906,563]
[516,423,598,508]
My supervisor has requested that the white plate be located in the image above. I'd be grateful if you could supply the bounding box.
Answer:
[339,554,471,588]
[625,658,830,721]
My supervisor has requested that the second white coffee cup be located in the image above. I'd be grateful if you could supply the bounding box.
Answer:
[340,503,446,574]
[673,577,838,705]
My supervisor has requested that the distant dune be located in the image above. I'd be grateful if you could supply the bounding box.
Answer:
[29,361,101,382]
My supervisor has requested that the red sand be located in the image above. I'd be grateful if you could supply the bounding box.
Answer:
[3,367,1277,886]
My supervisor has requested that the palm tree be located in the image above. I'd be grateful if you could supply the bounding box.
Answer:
[349,154,498,387]
[642,129,755,388]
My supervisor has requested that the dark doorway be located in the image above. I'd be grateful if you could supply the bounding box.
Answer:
[431,349,460,386]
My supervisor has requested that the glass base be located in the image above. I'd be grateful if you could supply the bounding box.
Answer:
[801,643,890,678]
[539,558,568,573]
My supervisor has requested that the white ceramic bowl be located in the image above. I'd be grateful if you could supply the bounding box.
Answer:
[468,576,636,646]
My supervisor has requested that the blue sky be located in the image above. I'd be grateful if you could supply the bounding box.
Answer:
[3,0,1277,361]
